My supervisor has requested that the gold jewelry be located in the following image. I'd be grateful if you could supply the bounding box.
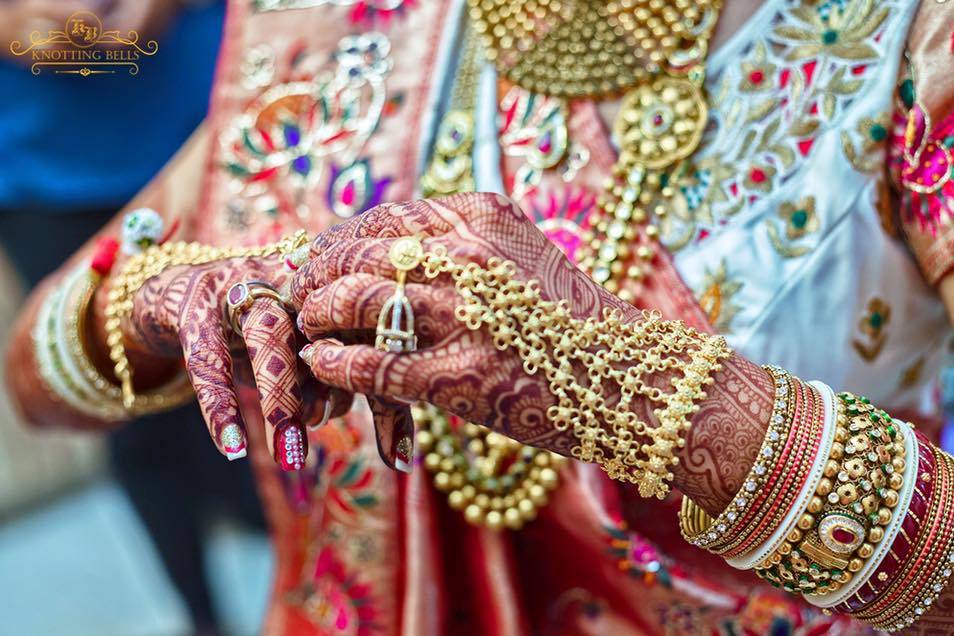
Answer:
[375,237,424,353]
[756,392,907,597]
[104,231,309,409]
[224,280,293,335]
[469,0,724,299]
[421,24,480,196]
[469,0,718,99]
[417,246,730,498]
[680,366,796,551]
[414,403,566,530]
[34,265,192,420]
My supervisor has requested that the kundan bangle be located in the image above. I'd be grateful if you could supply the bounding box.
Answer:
[755,392,907,597]
[828,427,930,614]
[728,380,838,570]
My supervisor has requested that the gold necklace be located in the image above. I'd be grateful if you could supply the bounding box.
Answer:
[469,0,723,302]
[417,26,566,531]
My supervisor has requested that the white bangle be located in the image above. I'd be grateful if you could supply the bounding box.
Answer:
[727,380,838,570]
[809,418,919,608]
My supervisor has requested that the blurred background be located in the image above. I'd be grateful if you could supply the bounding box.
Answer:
[0,2,273,635]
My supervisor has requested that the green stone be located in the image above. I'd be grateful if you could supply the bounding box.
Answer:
[822,30,839,44]
[791,210,808,229]
[869,124,887,142]
[887,425,897,438]
[900,79,915,108]
[869,312,883,329]
[861,397,871,404]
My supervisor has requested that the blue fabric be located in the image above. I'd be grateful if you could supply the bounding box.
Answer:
[0,2,225,212]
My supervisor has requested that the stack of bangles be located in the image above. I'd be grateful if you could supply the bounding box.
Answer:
[32,245,193,420]
[679,366,954,631]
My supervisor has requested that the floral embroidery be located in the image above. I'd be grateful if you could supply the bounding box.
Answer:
[766,195,819,257]
[696,260,743,333]
[221,33,394,223]
[605,523,672,587]
[662,0,898,250]
[899,356,925,389]
[498,87,588,203]
[326,160,391,218]
[842,113,890,173]
[774,0,889,61]
[852,297,890,361]
[240,45,276,90]
[739,42,777,92]
[321,450,380,517]
[302,547,379,635]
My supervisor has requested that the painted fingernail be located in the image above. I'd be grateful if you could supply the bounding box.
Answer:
[220,424,247,461]
[307,399,332,431]
[394,435,413,474]
[299,344,315,365]
[274,422,307,471]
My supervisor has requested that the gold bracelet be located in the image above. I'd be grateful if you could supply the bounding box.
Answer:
[416,244,731,498]
[755,392,906,597]
[104,231,309,409]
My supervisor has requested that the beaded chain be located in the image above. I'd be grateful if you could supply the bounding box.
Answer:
[468,0,724,299]
[417,245,731,498]
[415,403,566,530]
[104,231,309,409]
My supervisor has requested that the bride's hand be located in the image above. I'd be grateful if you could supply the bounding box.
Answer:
[292,193,638,468]
[119,254,333,470]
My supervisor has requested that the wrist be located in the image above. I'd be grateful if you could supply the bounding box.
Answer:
[672,354,774,516]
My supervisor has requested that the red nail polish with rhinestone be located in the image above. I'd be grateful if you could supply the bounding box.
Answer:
[274,422,307,472]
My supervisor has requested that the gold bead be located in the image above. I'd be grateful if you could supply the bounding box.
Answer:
[464,504,484,525]
[858,543,875,558]
[797,513,814,530]
[448,490,467,510]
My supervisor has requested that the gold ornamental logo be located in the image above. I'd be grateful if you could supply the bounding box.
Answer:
[9,10,159,76]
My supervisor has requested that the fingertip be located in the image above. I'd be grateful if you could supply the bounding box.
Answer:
[219,422,248,461]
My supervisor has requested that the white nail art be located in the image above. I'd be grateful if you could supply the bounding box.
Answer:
[395,458,412,474]
[226,447,248,461]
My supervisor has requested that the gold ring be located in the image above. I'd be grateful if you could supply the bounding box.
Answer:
[375,237,424,353]
[225,280,292,335]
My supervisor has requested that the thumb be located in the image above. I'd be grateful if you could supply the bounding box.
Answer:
[367,397,414,473]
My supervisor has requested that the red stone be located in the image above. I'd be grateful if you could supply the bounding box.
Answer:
[749,70,764,84]
[832,527,857,545]
[750,168,767,183]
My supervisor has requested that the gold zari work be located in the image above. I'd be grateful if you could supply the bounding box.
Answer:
[418,246,731,498]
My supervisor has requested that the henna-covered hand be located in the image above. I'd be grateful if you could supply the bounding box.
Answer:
[292,194,633,466]
[294,193,774,513]
[125,255,326,470]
